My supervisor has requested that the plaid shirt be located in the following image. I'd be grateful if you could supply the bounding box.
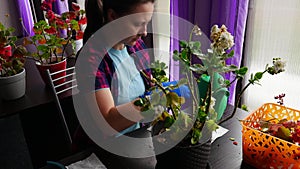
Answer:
[94,39,152,101]
[74,39,152,148]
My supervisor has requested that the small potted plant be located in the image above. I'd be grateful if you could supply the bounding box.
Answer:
[134,24,286,169]
[0,21,28,100]
[23,1,86,85]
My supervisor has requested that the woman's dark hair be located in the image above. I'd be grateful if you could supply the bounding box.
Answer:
[83,0,155,44]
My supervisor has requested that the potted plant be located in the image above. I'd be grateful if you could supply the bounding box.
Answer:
[23,1,86,85]
[134,24,286,168]
[0,21,28,100]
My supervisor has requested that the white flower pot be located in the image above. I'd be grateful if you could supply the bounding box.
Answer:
[0,68,26,100]
[64,39,83,58]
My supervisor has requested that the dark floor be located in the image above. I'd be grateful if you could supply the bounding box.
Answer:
[0,114,33,169]
[0,96,80,169]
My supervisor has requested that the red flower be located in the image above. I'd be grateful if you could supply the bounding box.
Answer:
[4,45,12,57]
[0,45,12,59]
[0,47,6,55]
[78,17,87,25]
[41,1,52,11]
[76,30,84,40]
[45,27,57,34]
[56,19,65,27]
[68,11,77,20]
[46,10,56,21]
[72,2,80,11]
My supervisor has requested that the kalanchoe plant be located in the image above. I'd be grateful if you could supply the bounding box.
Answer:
[0,21,27,77]
[24,0,86,64]
[135,24,286,145]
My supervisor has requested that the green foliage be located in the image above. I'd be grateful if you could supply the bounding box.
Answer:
[150,60,169,83]
[0,22,17,48]
[23,2,86,64]
[136,24,286,146]
[0,22,27,77]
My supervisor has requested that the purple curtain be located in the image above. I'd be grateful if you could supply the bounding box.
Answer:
[15,0,70,37]
[53,0,69,15]
[170,0,249,105]
[53,0,70,37]
[15,0,34,36]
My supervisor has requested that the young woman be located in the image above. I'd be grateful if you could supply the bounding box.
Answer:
[76,0,156,168]
[84,0,155,136]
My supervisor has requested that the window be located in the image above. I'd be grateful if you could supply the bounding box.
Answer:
[242,0,300,111]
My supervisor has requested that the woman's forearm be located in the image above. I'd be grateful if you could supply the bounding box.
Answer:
[95,89,143,134]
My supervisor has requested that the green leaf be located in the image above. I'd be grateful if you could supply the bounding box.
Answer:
[191,49,203,56]
[254,72,264,80]
[173,50,180,61]
[189,64,207,73]
[235,66,248,76]
[181,49,189,61]
[191,128,202,144]
[179,40,188,48]
[164,116,175,128]
[241,104,248,112]
[189,41,201,49]
[227,50,234,58]
[224,80,230,87]
[205,119,219,132]
[166,92,180,106]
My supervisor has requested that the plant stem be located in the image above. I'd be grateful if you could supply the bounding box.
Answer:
[218,69,269,124]
[218,82,250,124]
[62,37,71,59]
[185,72,199,115]
[140,70,179,120]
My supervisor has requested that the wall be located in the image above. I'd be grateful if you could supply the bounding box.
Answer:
[152,0,171,75]
[0,0,23,36]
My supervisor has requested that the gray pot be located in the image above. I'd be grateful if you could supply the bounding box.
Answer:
[0,69,26,100]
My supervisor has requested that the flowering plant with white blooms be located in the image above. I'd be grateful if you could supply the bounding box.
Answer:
[135,24,286,145]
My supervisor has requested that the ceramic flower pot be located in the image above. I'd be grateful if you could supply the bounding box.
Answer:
[154,139,212,169]
[35,58,67,86]
[0,68,26,100]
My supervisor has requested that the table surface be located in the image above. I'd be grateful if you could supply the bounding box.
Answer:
[0,58,76,118]
[209,105,255,169]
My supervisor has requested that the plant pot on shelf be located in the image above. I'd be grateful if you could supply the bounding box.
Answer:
[0,68,26,100]
[35,58,67,86]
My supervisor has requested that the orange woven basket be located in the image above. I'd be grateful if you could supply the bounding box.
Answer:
[241,103,300,169]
